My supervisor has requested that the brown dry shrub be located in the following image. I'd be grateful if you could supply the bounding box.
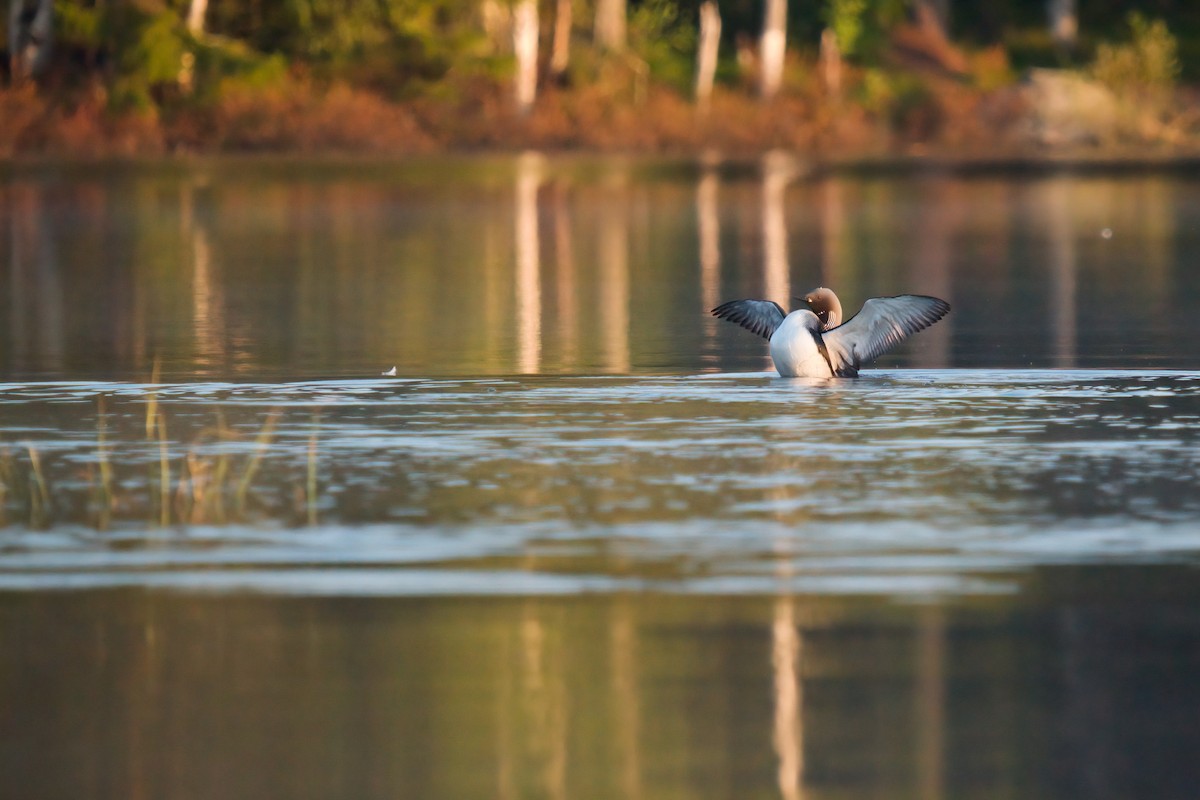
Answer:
[409,75,524,149]
[208,83,320,150]
[0,85,47,156]
[301,84,433,152]
[105,111,167,156]
[203,80,434,153]
[0,84,166,157]
[52,102,165,157]
[525,84,704,152]
[40,101,111,156]
[418,78,826,156]
[696,91,821,154]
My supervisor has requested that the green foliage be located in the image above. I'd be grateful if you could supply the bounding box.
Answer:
[102,6,188,111]
[205,0,478,70]
[859,67,937,131]
[1090,13,1180,96]
[968,47,1016,92]
[820,0,907,64]
[124,12,187,85]
[629,0,697,91]
[258,0,468,95]
[55,3,104,49]
[274,0,395,62]
[824,0,867,57]
[195,39,289,100]
[25,0,1200,140]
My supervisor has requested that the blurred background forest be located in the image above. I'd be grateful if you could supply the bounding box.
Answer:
[2,0,1200,156]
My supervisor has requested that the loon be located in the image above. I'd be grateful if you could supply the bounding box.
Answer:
[712,287,950,378]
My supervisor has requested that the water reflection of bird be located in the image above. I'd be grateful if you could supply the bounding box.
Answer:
[712,287,950,378]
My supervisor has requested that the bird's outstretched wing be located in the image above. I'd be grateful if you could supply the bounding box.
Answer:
[823,295,950,377]
[711,299,787,340]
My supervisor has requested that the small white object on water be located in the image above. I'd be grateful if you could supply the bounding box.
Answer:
[381,366,397,377]
[1101,228,1113,239]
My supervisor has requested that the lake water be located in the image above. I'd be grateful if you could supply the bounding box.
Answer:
[3,157,1200,798]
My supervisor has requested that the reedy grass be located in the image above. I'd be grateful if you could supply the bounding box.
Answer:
[0,358,324,530]
[0,395,314,531]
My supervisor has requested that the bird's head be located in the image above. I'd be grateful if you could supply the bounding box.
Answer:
[797,287,843,330]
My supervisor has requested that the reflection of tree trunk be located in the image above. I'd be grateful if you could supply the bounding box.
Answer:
[594,0,626,52]
[762,154,791,371]
[1047,180,1076,368]
[819,178,846,290]
[553,182,578,369]
[772,598,803,800]
[513,0,539,114]
[762,151,794,318]
[598,172,630,373]
[611,599,642,799]
[515,154,543,373]
[9,183,64,372]
[759,0,786,99]
[518,609,568,800]
[482,207,507,370]
[550,0,572,79]
[182,182,226,372]
[695,2,721,110]
[8,0,55,80]
[697,171,721,343]
[698,169,724,370]
[910,179,956,369]
[916,606,946,800]
[496,622,516,800]
[1134,179,1172,308]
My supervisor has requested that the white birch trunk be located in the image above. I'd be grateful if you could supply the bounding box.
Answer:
[186,0,208,36]
[482,0,513,54]
[8,0,54,80]
[820,27,841,98]
[695,1,721,110]
[594,0,626,52]
[1048,0,1077,49]
[550,0,572,78]
[759,0,786,100]
[513,0,539,115]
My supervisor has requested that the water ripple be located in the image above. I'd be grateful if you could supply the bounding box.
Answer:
[2,369,1199,596]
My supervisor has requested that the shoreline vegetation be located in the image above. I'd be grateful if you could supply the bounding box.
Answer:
[2,1,1200,161]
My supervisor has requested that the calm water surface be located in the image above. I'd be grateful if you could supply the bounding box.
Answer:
[3,158,1200,798]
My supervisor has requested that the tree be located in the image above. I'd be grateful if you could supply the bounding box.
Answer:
[595,0,626,52]
[8,0,54,81]
[186,0,207,36]
[760,0,785,99]
[550,0,572,79]
[695,1,721,109]
[1048,0,1077,50]
[513,0,538,114]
